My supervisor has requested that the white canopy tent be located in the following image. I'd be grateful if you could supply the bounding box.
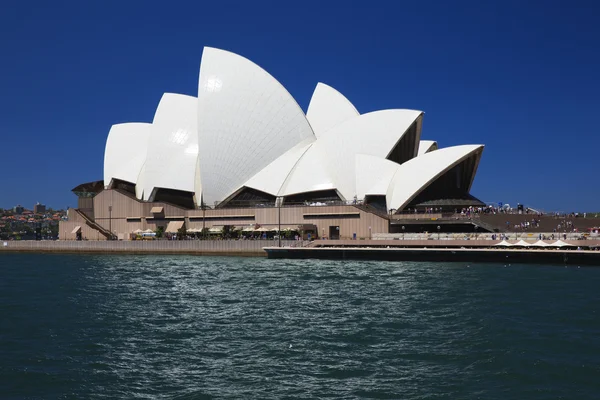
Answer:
[494,240,513,247]
[513,240,534,247]
[531,240,552,247]
[551,240,574,247]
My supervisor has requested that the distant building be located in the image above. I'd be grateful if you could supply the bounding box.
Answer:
[13,205,24,214]
[34,202,46,214]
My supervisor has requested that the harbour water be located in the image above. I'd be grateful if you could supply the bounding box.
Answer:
[1,254,599,399]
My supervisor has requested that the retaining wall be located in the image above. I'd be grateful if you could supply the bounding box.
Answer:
[0,240,299,256]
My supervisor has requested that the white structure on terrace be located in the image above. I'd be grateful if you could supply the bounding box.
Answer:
[103,46,484,212]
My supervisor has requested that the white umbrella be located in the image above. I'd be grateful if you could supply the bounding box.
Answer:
[513,240,533,247]
[531,240,552,247]
[494,240,513,247]
[133,229,143,233]
[551,240,574,247]
[143,229,154,233]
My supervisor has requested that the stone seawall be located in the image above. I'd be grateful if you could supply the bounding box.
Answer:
[0,240,299,256]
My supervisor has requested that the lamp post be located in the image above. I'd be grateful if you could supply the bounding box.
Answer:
[437,225,441,240]
[108,205,112,240]
[202,201,206,240]
[277,197,282,247]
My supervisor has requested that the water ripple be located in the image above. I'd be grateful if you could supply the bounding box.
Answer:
[1,254,600,399]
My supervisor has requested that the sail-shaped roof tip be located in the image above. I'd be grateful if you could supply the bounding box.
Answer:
[197,47,315,205]
[103,122,151,192]
[306,82,359,137]
[140,93,200,202]
[417,140,438,156]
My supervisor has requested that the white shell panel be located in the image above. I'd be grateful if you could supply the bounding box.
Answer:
[417,140,438,156]
[197,47,315,205]
[386,145,484,211]
[306,83,359,137]
[103,122,151,192]
[316,110,422,200]
[140,93,200,201]
[243,137,314,196]
[355,154,400,199]
[278,142,336,196]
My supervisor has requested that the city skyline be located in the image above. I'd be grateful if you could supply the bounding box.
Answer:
[1,0,599,211]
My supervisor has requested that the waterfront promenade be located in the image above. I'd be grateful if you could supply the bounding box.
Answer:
[2,237,598,257]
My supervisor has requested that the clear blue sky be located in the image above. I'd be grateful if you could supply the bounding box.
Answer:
[1,0,598,212]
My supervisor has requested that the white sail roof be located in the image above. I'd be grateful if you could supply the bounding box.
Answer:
[306,83,359,137]
[313,109,422,200]
[278,142,335,196]
[417,140,438,156]
[103,122,151,190]
[100,47,486,210]
[242,137,314,196]
[140,93,200,202]
[386,144,484,211]
[197,47,315,205]
[355,154,400,199]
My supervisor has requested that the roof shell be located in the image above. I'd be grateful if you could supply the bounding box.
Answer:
[103,122,151,189]
[355,154,400,198]
[197,47,315,205]
[286,109,422,200]
[243,137,314,196]
[306,83,359,137]
[417,140,438,156]
[140,93,200,202]
[386,144,484,211]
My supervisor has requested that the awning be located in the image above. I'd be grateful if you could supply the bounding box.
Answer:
[531,240,552,247]
[150,206,164,214]
[165,220,184,233]
[209,226,224,233]
[513,240,533,247]
[71,226,81,234]
[551,240,575,247]
[242,226,255,232]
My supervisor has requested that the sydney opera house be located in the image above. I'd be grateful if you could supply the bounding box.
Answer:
[60,47,485,240]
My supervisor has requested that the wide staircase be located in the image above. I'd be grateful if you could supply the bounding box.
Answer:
[74,209,114,240]
[470,216,506,233]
